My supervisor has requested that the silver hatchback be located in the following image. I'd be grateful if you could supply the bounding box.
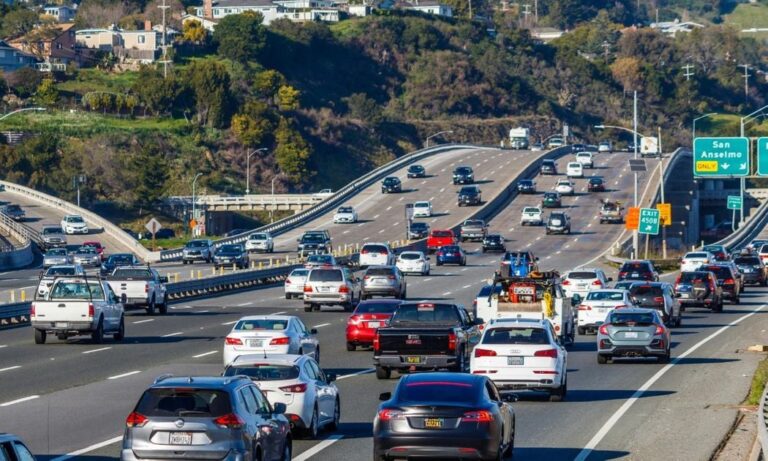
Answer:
[596,308,671,364]
[121,375,292,461]
[361,265,407,300]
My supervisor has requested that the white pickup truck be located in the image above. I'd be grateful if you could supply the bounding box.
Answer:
[106,266,168,315]
[31,277,125,344]
[520,206,543,226]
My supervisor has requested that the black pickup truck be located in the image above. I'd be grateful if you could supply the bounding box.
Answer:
[372,302,483,379]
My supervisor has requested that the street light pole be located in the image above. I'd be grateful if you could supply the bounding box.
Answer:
[632,91,639,259]
[425,130,454,148]
[739,104,768,227]
[191,172,202,236]
[692,113,717,141]
[245,147,268,195]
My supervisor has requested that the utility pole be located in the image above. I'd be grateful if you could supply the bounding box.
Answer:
[521,3,531,26]
[682,64,694,81]
[158,0,171,78]
[534,0,538,23]
[601,41,610,60]
[468,0,472,21]
[658,126,667,259]
[738,64,750,104]
[632,91,639,259]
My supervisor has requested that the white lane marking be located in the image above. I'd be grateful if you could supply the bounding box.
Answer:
[587,223,593,228]
[273,311,287,315]
[526,243,532,247]
[421,180,427,185]
[378,229,385,234]
[193,351,218,358]
[423,278,433,282]
[490,260,497,264]
[429,196,435,201]
[133,319,154,324]
[393,222,400,227]
[337,369,375,380]
[343,230,350,234]
[373,214,380,219]
[357,223,365,227]
[545,255,552,259]
[162,331,183,337]
[575,303,768,461]
[82,347,111,355]
[237,301,253,306]
[49,436,123,461]
[536,236,542,241]
[386,206,392,211]
[107,370,141,380]
[574,197,580,202]
[440,187,445,193]
[221,320,238,325]
[574,238,579,242]
[171,305,193,310]
[0,366,21,372]
[0,345,6,349]
[461,268,468,272]
[294,435,345,461]
[555,250,561,254]
[565,245,571,249]
[462,284,472,289]
[508,227,515,232]
[363,237,370,241]
[442,291,452,296]
[198,310,210,313]
[0,395,39,406]
[313,323,331,328]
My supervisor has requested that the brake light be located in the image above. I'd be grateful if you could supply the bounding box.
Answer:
[619,271,627,278]
[654,297,664,302]
[30,303,36,317]
[614,304,627,309]
[378,409,404,421]
[448,332,457,351]
[285,279,291,284]
[225,336,243,345]
[724,278,735,285]
[562,279,571,285]
[214,413,244,429]
[388,275,396,280]
[462,410,494,423]
[474,348,497,357]
[380,251,388,255]
[578,304,591,311]
[279,383,307,393]
[373,333,380,353]
[361,249,369,254]
[270,337,290,345]
[304,285,312,293]
[534,348,558,358]
[339,285,350,293]
[654,324,665,335]
[598,324,610,335]
[144,283,149,293]
[347,315,360,326]
[88,303,94,318]
[125,411,148,428]
[592,280,603,286]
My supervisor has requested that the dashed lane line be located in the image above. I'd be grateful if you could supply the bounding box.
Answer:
[221,320,238,325]
[133,319,154,324]
[294,435,345,461]
[49,436,124,461]
[313,323,332,328]
[0,366,21,372]
[0,395,39,407]
[162,332,183,337]
[237,301,253,307]
[193,351,218,358]
[107,370,141,380]
[82,347,111,355]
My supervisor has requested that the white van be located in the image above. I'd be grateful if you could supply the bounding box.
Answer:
[566,162,583,178]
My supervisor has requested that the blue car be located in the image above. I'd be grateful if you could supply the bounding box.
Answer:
[436,245,467,266]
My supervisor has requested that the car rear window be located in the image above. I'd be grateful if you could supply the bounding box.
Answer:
[218,245,242,252]
[703,266,730,279]
[620,262,651,272]
[523,207,540,213]
[366,267,395,276]
[630,286,664,297]
[109,254,134,263]
[49,281,104,299]
[760,245,768,254]
[483,327,549,344]
[308,269,343,282]
[415,202,430,207]
[399,253,422,260]
[685,253,709,259]
[431,231,452,237]
[608,312,656,325]
[250,233,268,240]
[235,319,287,330]
[47,249,67,256]
[678,272,709,284]
[135,388,232,417]
[45,267,76,276]
[586,291,624,301]
[567,271,598,279]
[399,380,476,404]
[391,304,459,325]
[307,255,333,264]
[735,257,760,265]
[111,269,152,280]
[363,244,388,253]
[354,301,401,314]
[186,240,209,248]
[225,365,300,381]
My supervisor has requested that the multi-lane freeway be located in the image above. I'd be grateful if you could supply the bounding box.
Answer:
[1,146,766,461]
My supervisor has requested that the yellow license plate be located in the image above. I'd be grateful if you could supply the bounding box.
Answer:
[424,418,443,428]
[406,356,421,364]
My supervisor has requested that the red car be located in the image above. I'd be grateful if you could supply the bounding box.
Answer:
[346,299,402,351]
[82,241,105,261]
[426,229,457,253]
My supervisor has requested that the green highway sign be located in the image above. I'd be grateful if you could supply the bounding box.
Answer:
[693,137,750,177]
[638,208,660,235]
[727,195,742,210]
[758,137,768,176]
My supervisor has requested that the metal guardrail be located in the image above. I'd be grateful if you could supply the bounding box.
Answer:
[192,194,323,207]
[0,302,31,328]
[759,382,768,460]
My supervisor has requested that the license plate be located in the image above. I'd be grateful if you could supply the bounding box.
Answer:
[681,293,690,298]
[248,339,264,347]
[319,287,331,292]
[406,356,422,364]
[169,432,192,445]
[507,356,524,366]
[368,321,382,328]
[577,284,587,288]
[55,322,68,328]
[631,272,639,277]
[424,418,443,429]
[624,332,639,338]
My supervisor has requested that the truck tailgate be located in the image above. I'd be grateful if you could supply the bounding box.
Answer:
[33,301,91,323]
[379,329,452,355]
[107,280,148,299]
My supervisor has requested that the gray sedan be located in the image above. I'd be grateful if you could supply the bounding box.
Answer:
[596,308,671,364]
[43,248,71,267]
[361,265,407,300]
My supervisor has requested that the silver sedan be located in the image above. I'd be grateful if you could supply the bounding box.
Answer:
[43,248,71,267]
[71,247,101,267]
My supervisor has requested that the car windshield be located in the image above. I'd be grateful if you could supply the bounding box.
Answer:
[557,180,570,185]
[135,389,232,417]
[224,365,300,381]
[414,202,429,208]
[391,304,459,325]
[409,165,423,171]
[586,291,624,301]
[399,380,476,404]
[66,216,84,223]
[455,167,472,174]
[735,257,760,265]
[235,319,288,330]
[621,262,651,272]
[112,269,152,279]
[577,153,591,158]
[410,223,428,230]
[308,269,343,282]
[363,244,387,253]
[590,178,603,184]
[337,207,353,213]
[523,207,540,213]
[289,269,309,277]
[307,255,333,264]
[483,327,549,344]
[399,253,422,260]
[703,246,723,253]
[431,231,452,237]
[609,312,656,325]
[49,281,105,299]
[685,253,709,259]
[383,178,399,185]
[543,160,555,166]
[464,220,483,226]
[47,249,67,256]
[186,240,209,248]
[603,203,619,211]
[301,234,326,243]
[544,193,557,199]
[77,247,97,254]
[354,301,400,314]
[520,180,533,185]
[367,267,395,276]
[568,163,581,168]
[485,235,501,242]
[108,254,134,263]
[218,245,242,253]
[45,267,76,276]
[250,234,268,241]
[568,271,598,280]
[42,228,61,235]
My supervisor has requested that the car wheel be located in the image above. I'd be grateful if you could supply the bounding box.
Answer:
[549,377,566,402]
[91,317,104,344]
[659,349,671,363]
[577,326,586,335]
[328,399,340,431]
[286,293,291,300]
[304,406,319,439]
[146,297,156,316]
[34,328,46,344]
[343,302,354,312]
[597,354,609,364]
[304,304,312,313]
[158,298,168,315]
[113,316,125,341]
[375,366,391,379]
[346,342,356,351]
[280,439,292,461]
[312,304,320,312]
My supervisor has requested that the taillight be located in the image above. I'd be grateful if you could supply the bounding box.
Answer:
[361,249,369,254]
[225,336,243,345]
[534,348,558,358]
[619,271,627,278]
[461,410,494,423]
[388,275,396,280]
[373,333,381,353]
[339,285,350,293]
[592,280,603,286]
[126,411,148,428]
[474,348,497,357]
[675,275,681,285]
[562,279,571,285]
[270,337,290,345]
[448,332,457,351]
[378,409,404,421]
[653,297,664,302]
[285,279,291,284]
[654,324,665,335]
[614,304,627,309]
[380,251,388,255]
[279,383,307,393]
[598,324,610,335]
[578,304,591,311]
[304,285,312,293]
[30,303,36,317]
[724,278,735,285]
[214,413,244,429]
[347,315,360,326]
[144,283,149,293]
[88,303,94,318]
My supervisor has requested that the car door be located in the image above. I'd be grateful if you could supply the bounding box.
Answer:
[237,387,260,455]
[459,308,480,346]
[104,284,119,329]
[245,385,283,460]
[308,359,335,423]
[485,380,512,447]
[294,318,317,357]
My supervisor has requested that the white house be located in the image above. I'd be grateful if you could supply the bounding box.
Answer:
[43,5,77,22]
[399,0,452,17]
[650,20,704,37]
[191,0,340,25]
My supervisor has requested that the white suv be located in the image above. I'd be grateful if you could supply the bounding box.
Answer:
[576,152,594,168]
[566,162,583,178]
[245,232,274,253]
[359,243,395,268]
[562,268,612,298]
[303,266,360,312]
[60,215,89,234]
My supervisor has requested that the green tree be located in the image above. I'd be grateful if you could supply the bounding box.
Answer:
[185,59,232,128]
[277,85,300,111]
[8,68,41,99]
[274,117,312,184]
[130,144,169,208]
[213,11,267,63]
[232,100,274,146]
[35,78,59,107]
[132,66,179,115]
[253,69,286,99]
[345,93,383,125]
[0,8,38,39]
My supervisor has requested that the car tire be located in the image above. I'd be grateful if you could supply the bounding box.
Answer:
[659,349,671,363]
[91,317,104,344]
[304,304,312,313]
[346,342,356,351]
[158,298,168,315]
[328,399,341,431]
[577,326,586,335]
[549,378,567,402]
[280,439,292,461]
[597,354,609,364]
[146,297,156,316]
[343,302,354,312]
[114,316,125,341]
[451,348,466,372]
[34,328,46,344]
[312,304,321,312]
[285,293,291,300]
[375,366,391,379]
[304,406,319,439]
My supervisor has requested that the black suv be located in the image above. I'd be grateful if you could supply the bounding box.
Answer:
[407,164,426,178]
[618,260,659,282]
[482,234,506,253]
[122,376,292,461]
[700,264,742,304]
[733,254,768,286]
[674,271,724,312]
[381,177,402,193]
[540,159,557,175]
[517,179,536,193]
[452,166,474,184]
[457,185,482,206]
[545,212,571,235]
[587,177,605,192]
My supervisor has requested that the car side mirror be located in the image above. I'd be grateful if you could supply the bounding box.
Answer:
[272,402,287,414]
[326,373,337,383]
[120,293,127,304]
[379,392,392,401]
[474,317,484,326]
[535,257,540,261]
[310,328,318,335]
[607,277,613,282]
